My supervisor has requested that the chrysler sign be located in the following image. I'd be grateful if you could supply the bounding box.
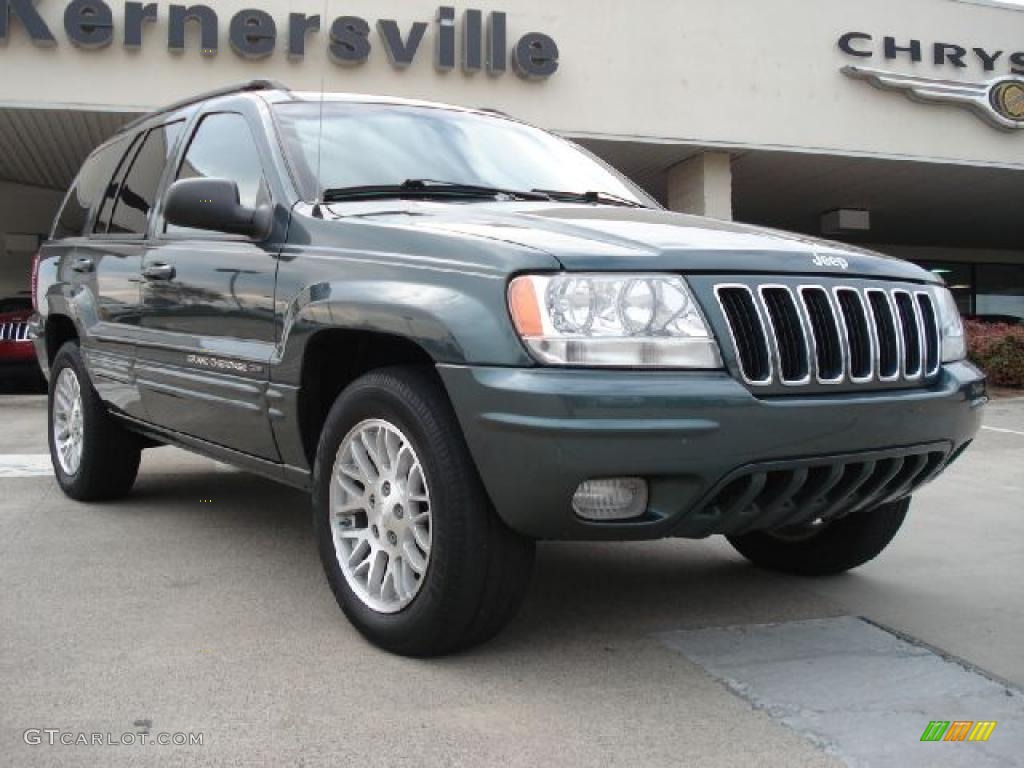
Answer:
[0,0,560,79]
[838,31,1024,130]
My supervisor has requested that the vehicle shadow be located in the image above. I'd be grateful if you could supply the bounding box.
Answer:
[0,374,47,395]
[115,459,845,654]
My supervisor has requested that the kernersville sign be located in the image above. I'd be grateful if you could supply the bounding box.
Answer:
[0,0,560,79]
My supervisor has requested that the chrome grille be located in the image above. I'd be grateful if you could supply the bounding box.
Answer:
[0,321,30,342]
[714,283,941,387]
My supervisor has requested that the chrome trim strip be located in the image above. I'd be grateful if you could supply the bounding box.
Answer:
[865,288,900,383]
[757,285,812,386]
[713,284,773,386]
[833,287,875,384]
[797,285,846,385]
[915,290,942,378]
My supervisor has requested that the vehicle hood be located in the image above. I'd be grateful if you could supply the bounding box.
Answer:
[323,200,935,283]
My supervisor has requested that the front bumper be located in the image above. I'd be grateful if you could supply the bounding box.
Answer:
[438,361,986,540]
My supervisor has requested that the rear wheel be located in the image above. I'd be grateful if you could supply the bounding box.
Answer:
[48,341,142,500]
[726,498,910,576]
[313,366,535,657]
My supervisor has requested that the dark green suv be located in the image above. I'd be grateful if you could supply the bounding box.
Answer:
[32,81,985,656]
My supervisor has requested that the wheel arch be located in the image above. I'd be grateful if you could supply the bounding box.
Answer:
[296,327,445,467]
[44,313,79,366]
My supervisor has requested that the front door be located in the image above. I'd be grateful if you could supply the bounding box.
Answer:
[136,111,281,460]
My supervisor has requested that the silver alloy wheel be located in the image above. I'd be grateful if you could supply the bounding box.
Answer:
[329,418,432,614]
[52,367,84,476]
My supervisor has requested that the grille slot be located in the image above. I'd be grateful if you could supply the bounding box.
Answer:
[715,286,771,384]
[800,287,843,382]
[835,289,872,381]
[867,290,899,379]
[760,287,809,383]
[916,293,940,376]
[0,322,29,342]
[893,291,923,378]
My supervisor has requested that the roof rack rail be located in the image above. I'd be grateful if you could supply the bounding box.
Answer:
[118,79,288,134]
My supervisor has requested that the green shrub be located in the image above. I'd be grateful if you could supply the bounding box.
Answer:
[965,320,1024,388]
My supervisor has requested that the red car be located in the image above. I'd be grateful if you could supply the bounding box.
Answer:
[0,298,42,382]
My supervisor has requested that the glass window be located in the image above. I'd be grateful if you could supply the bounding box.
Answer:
[913,261,974,315]
[272,102,655,206]
[975,264,1024,321]
[52,135,131,239]
[108,121,185,236]
[167,113,268,236]
[93,133,141,234]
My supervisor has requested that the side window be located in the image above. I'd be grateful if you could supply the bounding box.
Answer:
[167,113,268,236]
[52,136,130,239]
[107,121,185,236]
[92,133,141,234]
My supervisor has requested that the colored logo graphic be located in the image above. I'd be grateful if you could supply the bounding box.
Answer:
[990,80,1024,123]
[920,721,997,742]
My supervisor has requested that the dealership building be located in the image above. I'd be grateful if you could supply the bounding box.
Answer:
[0,0,1022,318]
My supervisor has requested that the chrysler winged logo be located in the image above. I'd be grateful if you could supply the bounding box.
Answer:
[843,65,1024,131]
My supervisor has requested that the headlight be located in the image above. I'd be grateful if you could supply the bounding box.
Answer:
[508,273,721,368]
[933,286,965,363]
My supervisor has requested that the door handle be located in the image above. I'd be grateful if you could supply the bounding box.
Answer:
[142,262,176,281]
[70,257,94,273]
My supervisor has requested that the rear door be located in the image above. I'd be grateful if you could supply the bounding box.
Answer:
[77,122,186,418]
[50,132,143,416]
[135,110,282,459]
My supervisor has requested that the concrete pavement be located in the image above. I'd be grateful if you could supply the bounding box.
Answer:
[0,393,1021,767]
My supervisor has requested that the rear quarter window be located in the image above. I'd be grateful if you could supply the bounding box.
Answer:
[52,135,131,240]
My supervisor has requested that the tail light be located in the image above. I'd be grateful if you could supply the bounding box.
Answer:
[30,250,41,313]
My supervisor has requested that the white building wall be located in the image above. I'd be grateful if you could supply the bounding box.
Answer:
[0,0,1021,168]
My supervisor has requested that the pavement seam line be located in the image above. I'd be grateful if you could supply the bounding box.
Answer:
[981,425,1024,437]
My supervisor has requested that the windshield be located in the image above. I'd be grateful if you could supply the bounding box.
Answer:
[272,101,656,207]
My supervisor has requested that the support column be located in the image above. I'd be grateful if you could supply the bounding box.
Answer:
[666,151,733,220]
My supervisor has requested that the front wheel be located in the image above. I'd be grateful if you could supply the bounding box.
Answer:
[726,498,910,576]
[313,366,535,657]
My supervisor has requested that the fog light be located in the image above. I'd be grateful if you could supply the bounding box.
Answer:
[572,478,648,521]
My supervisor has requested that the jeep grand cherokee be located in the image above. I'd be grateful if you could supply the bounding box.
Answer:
[31,81,985,656]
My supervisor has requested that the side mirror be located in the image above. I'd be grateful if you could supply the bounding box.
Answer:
[163,178,272,239]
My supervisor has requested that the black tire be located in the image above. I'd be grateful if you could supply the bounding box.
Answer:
[48,341,141,501]
[727,498,910,576]
[313,366,535,657]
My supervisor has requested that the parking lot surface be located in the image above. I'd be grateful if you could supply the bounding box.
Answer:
[1,393,1021,767]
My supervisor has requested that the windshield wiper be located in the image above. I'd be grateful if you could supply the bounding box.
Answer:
[323,179,550,203]
[531,189,648,208]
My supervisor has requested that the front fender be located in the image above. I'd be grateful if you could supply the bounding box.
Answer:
[272,274,537,383]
